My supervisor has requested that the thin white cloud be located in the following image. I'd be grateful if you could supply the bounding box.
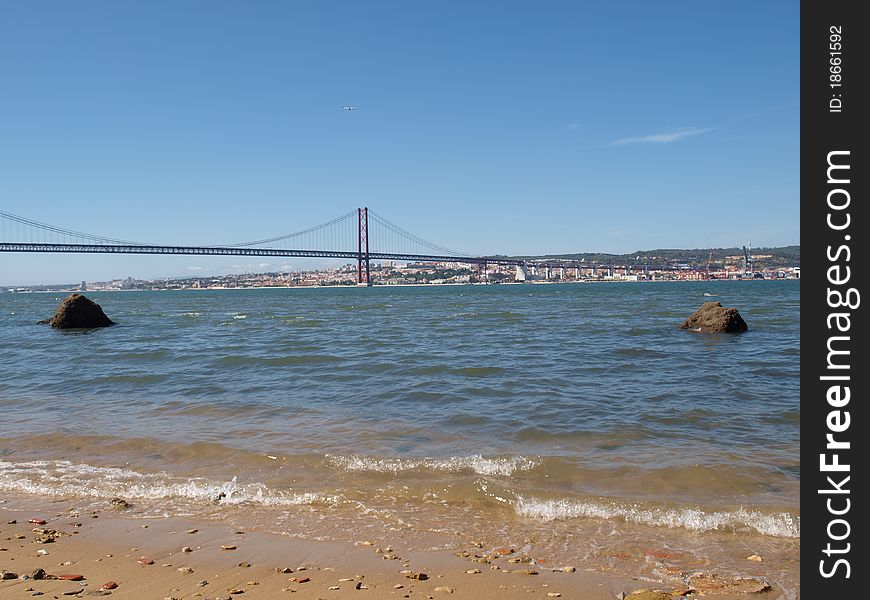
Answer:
[611,127,711,146]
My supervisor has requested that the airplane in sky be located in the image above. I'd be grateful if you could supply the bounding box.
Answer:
[341,105,358,111]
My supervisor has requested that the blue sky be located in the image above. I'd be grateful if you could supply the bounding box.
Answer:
[1,1,798,285]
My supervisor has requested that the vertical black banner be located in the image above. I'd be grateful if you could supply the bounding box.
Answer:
[803,1,868,596]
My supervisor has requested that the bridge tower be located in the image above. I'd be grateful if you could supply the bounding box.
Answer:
[357,207,371,286]
[476,259,488,282]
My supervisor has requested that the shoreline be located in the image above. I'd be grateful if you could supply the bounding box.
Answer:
[4,277,799,294]
[0,500,781,600]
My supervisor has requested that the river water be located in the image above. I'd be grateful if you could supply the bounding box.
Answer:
[0,280,800,595]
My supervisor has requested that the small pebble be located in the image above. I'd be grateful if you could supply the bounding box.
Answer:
[178,567,194,574]
[221,545,237,550]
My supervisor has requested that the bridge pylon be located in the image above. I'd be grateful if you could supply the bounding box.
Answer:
[357,207,371,286]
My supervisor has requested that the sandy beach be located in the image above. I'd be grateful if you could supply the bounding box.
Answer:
[1,497,785,600]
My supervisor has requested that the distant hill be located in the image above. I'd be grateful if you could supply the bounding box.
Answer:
[512,245,800,268]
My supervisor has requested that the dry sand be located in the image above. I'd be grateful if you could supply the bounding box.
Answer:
[0,503,781,600]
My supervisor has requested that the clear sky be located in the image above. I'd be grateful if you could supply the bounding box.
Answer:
[1,1,798,285]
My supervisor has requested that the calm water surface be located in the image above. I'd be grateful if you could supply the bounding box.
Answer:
[0,281,800,594]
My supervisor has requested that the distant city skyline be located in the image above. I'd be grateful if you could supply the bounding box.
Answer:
[1,1,798,285]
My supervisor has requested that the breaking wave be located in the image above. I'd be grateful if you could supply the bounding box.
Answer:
[326,454,541,476]
[514,495,799,538]
[0,459,338,507]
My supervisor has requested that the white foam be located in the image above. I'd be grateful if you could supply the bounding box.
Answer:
[0,460,338,508]
[514,495,799,538]
[326,454,540,476]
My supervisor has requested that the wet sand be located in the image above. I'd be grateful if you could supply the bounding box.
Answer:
[0,501,782,600]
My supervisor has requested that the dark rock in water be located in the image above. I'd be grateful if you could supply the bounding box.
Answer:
[48,294,114,329]
[680,301,748,333]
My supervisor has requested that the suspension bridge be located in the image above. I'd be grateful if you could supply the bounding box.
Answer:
[2,208,572,285]
[0,208,691,284]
